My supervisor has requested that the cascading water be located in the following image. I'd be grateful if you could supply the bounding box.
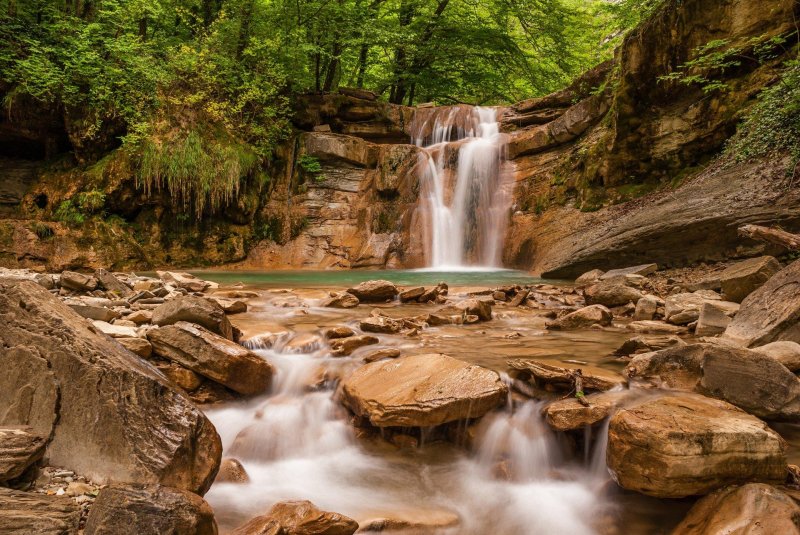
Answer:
[412,106,512,269]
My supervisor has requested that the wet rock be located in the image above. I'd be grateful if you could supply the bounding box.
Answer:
[672,483,800,535]
[509,288,530,307]
[546,304,612,330]
[284,333,324,353]
[152,296,234,341]
[419,282,448,303]
[157,271,212,293]
[94,269,133,297]
[148,322,273,396]
[607,394,787,498]
[157,362,204,392]
[399,286,425,302]
[214,458,249,484]
[0,280,221,494]
[695,301,738,336]
[720,256,782,303]
[626,320,688,334]
[575,269,604,286]
[321,292,360,308]
[426,306,465,326]
[544,391,632,431]
[232,500,357,535]
[600,264,658,280]
[84,484,217,535]
[0,487,81,534]
[723,259,800,347]
[455,299,492,321]
[584,281,643,307]
[330,335,379,357]
[614,335,685,356]
[358,509,460,533]
[753,341,800,373]
[346,280,399,302]
[59,270,98,292]
[207,297,248,314]
[626,343,800,420]
[324,326,356,339]
[362,348,402,363]
[633,295,659,321]
[493,291,508,301]
[359,316,404,334]
[508,359,624,393]
[341,353,507,427]
[0,426,46,482]
[117,337,153,358]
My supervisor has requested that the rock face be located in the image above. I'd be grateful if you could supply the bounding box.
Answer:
[0,280,221,495]
[625,343,800,420]
[672,483,800,535]
[720,256,782,303]
[84,484,217,535]
[346,280,399,302]
[606,394,787,498]
[152,296,234,341]
[724,259,800,347]
[232,500,358,535]
[340,354,507,427]
[148,322,273,396]
[546,304,612,330]
[0,487,82,534]
[0,426,46,482]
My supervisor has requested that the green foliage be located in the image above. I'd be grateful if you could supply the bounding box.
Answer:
[726,60,800,166]
[54,200,86,226]
[659,34,789,94]
[137,130,258,218]
[297,154,325,183]
[76,189,106,214]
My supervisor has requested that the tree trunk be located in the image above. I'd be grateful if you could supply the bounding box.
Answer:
[236,0,255,60]
[356,44,369,88]
[322,42,342,92]
[738,224,800,250]
[139,17,148,41]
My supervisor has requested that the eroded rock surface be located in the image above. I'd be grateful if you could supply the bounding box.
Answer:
[0,487,81,535]
[231,500,358,535]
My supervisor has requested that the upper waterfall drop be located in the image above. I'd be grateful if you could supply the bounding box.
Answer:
[412,105,512,270]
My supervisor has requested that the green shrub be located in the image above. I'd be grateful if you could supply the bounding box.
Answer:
[53,200,86,226]
[32,222,54,239]
[297,154,325,182]
[76,189,106,214]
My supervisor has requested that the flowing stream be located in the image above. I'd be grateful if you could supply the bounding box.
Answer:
[203,286,635,534]
[412,106,512,269]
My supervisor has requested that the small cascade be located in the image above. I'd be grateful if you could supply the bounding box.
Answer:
[412,106,512,269]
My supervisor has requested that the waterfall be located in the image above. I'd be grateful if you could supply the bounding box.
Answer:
[412,106,511,269]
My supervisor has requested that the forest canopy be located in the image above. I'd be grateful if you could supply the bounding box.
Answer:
[0,0,657,168]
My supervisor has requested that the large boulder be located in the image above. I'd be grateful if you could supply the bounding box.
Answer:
[148,322,273,396]
[544,390,632,431]
[59,270,98,292]
[345,280,399,302]
[231,500,358,535]
[723,259,800,347]
[753,341,800,372]
[694,301,738,336]
[0,280,221,495]
[94,268,133,297]
[546,304,612,330]
[454,299,493,321]
[606,394,786,498]
[584,281,643,307]
[340,354,507,427]
[84,484,217,535]
[0,487,81,534]
[359,316,403,334]
[672,483,800,535]
[720,256,782,303]
[0,426,46,482]
[625,343,800,420]
[633,295,659,321]
[152,296,234,341]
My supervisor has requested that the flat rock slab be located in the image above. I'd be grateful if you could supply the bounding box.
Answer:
[0,280,221,495]
[0,426,46,482]
[341,353,507,427]
[0,487,81,534]
[84,484,217,535]
[719,255,781,303]
[148,322,273,396]
[152,296,234,341]
[607,394,786,498]
[346,280,399,302]
[600,264,658,279]
[672,483,800,535]
[544,390,633,431]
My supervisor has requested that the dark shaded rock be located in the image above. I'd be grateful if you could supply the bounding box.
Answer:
[0,487,81,534]
[84,484,217,535]
[0,280,221,495]
[346,280,398,302]
[0,426,46,482]
[152,296,234,341]
[147,322,273,396]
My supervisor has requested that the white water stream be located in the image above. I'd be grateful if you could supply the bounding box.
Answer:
[205,317,612,534]
[413,106,512,269]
